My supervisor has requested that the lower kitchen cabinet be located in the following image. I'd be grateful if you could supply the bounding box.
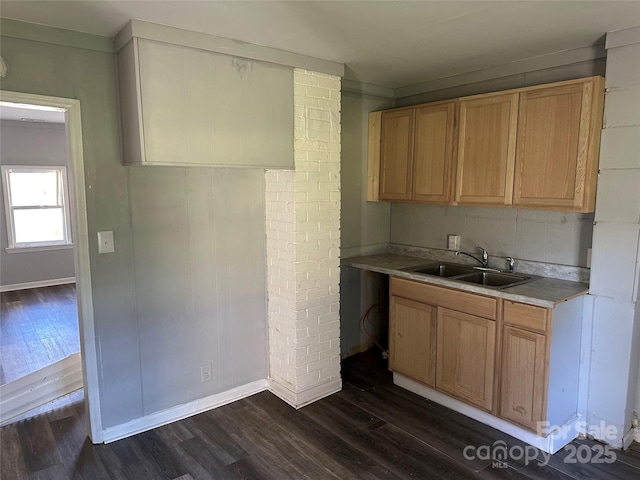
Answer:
[436,308,495,411]
[499,324,547,431]
[388,275,584,450]
[389,296,436,387]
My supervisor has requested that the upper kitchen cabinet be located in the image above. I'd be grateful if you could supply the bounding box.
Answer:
[413,102,457,203]
[378,101,456,202]
[379,109,415,201]
[513,77,605,212]
[116,36,294,167]
[455,93,519,206]
[369,76,604,212]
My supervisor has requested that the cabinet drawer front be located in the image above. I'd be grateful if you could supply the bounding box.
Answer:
[504,301,548,333]
[391,276,497,320]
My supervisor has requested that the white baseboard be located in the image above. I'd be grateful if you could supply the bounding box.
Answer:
[102,379,268,443]
[268,378,342,409]
[101,377,342,444]
[0,353,83,426]
[622,425,639,450]
[0,276,76,292]
[394,373,579,454]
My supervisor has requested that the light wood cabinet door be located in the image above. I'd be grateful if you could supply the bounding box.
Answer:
[436,308,496,411]
[413,102,457,203]
[389,296,437,387]
[499,325,548,432]
[455,93,519,206]
[514,78,604,212]
[380,109,415,201]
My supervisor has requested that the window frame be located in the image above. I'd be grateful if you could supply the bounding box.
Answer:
[1,165,73,251]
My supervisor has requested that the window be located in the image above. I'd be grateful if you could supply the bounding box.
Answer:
[2,166,72,250]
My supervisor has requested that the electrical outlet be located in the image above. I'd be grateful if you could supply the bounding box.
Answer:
[447,234,461,251]
[201,364,212,383]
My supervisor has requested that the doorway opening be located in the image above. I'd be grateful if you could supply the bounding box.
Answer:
[0,91,102,442]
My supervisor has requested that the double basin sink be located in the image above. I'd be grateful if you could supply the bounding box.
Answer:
[402,262,535,289]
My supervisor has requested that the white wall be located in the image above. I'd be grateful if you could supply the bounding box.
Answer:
[0,120,75,287]
[587,26,640,447]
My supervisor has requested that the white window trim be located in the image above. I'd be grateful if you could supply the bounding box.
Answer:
[1,165,73,251]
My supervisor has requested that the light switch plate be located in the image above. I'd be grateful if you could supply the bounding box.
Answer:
[97,231,115,254]
[448,234,461,251]
[587,247,592,268]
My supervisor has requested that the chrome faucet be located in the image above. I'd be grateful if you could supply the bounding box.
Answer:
[456,244,489,268]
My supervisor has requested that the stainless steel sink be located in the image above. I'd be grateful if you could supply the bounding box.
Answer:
[404,263,476,277]
[402,261,536,289]
[455,271,533,288]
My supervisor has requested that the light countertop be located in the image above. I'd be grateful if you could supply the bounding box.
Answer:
[342,253,589,308]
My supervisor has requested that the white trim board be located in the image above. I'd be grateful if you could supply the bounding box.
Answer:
[102,380,268,443]
[102,378,344,443]
[0,89,103,443]
[395,44,606,100]
[394,373,580,454]
[623,426,638,450]
[0,353,83,426]
[0,277,76,292]
[114,19,344,77]
[268,378,342,409]
[606,25,640,50]
[0,18,113,53]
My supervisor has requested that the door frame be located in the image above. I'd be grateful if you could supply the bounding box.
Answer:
[0,90,103,442]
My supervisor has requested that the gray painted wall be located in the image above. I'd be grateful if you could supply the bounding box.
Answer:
[340,92,392,357]
[0,120,76,286]
[394,58,607,107]
[1,24,269,428]
[391,205,594,268]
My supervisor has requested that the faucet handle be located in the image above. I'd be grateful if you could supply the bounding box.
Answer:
[505,256,515,273]
[475,244,488,262]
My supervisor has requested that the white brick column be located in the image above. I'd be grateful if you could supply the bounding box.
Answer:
[265,69,341,407]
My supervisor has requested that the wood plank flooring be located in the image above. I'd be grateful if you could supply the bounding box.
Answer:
[1,351,639,479]
[0,285,80,386]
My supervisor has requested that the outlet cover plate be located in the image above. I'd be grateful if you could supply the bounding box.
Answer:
[201,364,212,383]
[97,231,115,254]
[448,234,461,251]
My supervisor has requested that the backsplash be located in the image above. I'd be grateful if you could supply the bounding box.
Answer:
[390,204,594,269]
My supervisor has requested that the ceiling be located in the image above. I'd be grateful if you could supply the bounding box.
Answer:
[1,1,640,88]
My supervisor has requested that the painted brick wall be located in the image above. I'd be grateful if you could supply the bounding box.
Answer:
[265,69,342,407]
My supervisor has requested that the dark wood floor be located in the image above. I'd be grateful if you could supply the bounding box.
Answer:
[1,351,639,479]
[0,284,80,386]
